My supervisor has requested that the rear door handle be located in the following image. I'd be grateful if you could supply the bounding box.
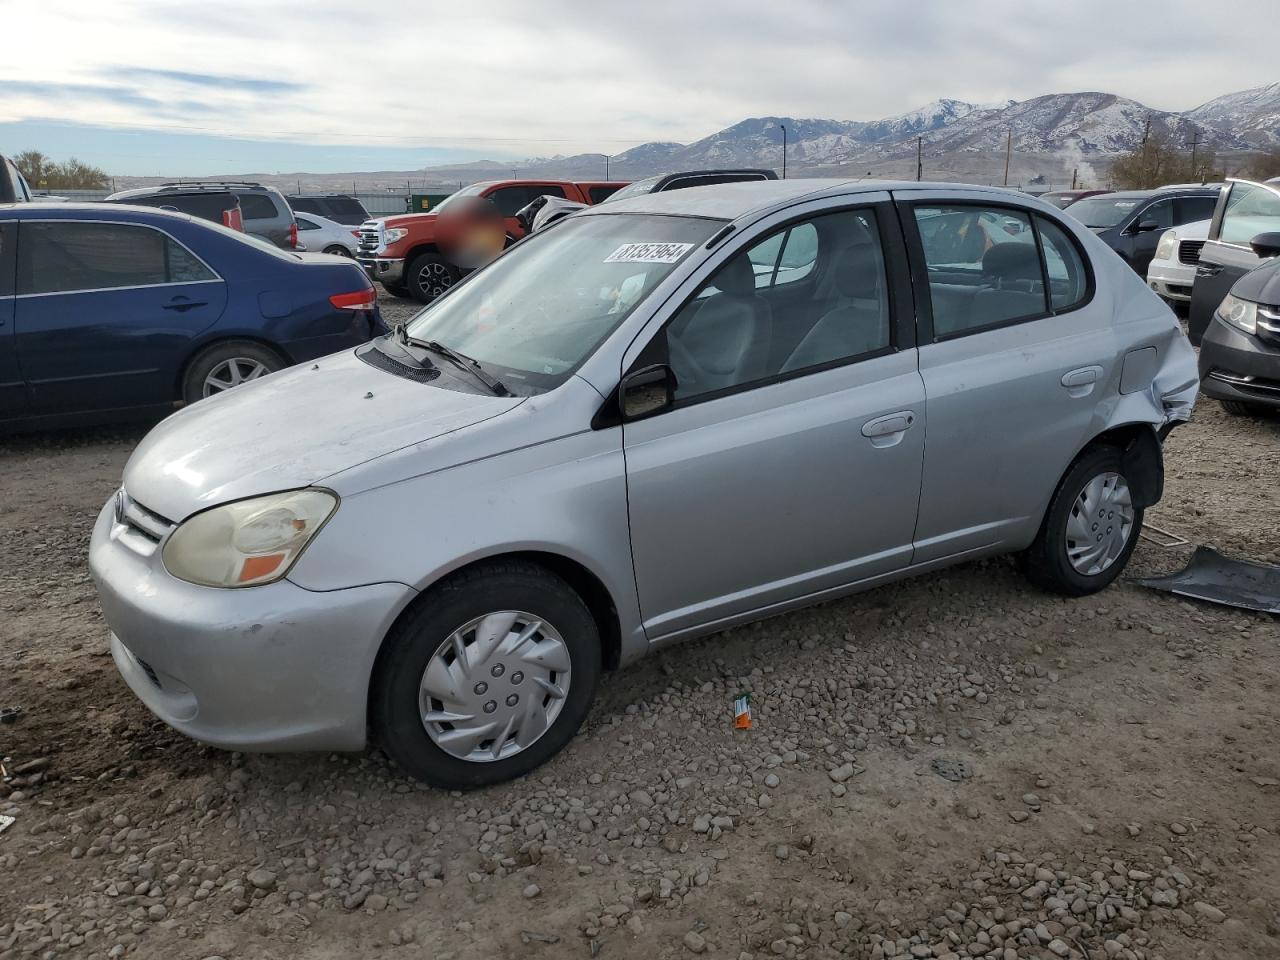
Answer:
[1061,365,1102,398]
[862,411,916,447]
[163,298,208,312]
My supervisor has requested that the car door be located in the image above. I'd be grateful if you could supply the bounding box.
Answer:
[1120,196,1173,275]
[0,220,24,418]
[1189,180,1280,344]
[14,219,228,416]
[899,193,1105,562]
[487,185,566,240]
[621,196,926,640]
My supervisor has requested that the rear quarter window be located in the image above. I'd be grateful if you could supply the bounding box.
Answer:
[238,193,281,220]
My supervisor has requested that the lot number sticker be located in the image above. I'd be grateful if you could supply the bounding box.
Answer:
[604,242,694,264]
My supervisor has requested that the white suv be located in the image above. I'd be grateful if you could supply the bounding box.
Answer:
[1147,218,1210,309]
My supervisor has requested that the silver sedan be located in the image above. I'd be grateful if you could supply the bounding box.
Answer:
[90,179,1198,788]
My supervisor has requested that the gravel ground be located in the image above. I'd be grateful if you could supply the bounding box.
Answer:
[2,293,1279,960]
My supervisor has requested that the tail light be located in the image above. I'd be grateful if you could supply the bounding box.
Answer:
[289,222,299,249]
[329,287,377,311]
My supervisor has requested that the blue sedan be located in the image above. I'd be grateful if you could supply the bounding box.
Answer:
[0,203,385,431]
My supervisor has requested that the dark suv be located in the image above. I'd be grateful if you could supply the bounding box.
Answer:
[1062,187,1219,277]
[105,181,298,250]
[287,194,370,226]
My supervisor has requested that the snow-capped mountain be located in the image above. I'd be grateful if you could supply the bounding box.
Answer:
[1187,82,1280,147]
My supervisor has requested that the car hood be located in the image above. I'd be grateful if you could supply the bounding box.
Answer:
[122,347,522,522]
[1233,255,1280,307]
[374,212,437,230]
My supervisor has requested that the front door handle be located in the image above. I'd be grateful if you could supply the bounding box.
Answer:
[1061,365,1102,398]
[163,298,208,312]
[862,411,916,448]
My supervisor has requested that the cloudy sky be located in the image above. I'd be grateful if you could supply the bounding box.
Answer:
[1,0,1275,175]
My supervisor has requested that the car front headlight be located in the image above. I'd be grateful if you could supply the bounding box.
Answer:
[1154,230,1177,263]
[162,489,338,588]
[1216,293,1258,335]
[383,228,408,244]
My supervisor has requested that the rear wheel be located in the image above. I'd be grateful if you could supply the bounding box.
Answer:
[323,244,353,257]
[1022,445,1142,596]
[372,561,601,789]
[181,340,284,405]
[406,252,459,304]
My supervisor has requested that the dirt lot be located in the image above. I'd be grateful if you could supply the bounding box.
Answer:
[2,297,1279,960]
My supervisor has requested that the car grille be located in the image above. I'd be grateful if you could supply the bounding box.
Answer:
[1178,240,1205,265]
[114,490,176,558]
[358,221,382,254]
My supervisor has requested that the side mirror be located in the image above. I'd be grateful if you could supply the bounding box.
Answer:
[620,364,675,420]
[1134,219,1161,234]
[1249,231,1280,259]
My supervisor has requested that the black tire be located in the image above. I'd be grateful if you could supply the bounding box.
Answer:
[405,251,459,304]
[372,561,601,789]
[323,244,353,258]
[382,282,411,298]
[1022,445,1143,597]
[1220,399,1261,417]
[181,340,284,405]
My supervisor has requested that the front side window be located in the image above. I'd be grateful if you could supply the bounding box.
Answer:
[487,187,540,217]
[914,205,1045,337]
[1064,196,1143,229]
[1175,196,1217,225]
[588,185,621,204]
[1218,182,1280,246]
[0,223,15,295]
[19,222,214,294]
[405,212,719,394]
[1134,198,1172,231]
[665,209,890,402]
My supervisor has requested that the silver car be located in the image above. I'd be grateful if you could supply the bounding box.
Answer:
[89,180,1198,789]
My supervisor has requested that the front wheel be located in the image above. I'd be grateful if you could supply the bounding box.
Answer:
[372,561,601,789]
[1220,399,1264,417]
[405,252,459,304]
[1022,445,1142,596]
[323,244,354,257]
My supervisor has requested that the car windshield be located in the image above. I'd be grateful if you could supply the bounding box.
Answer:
[602,176,661,204]
[404,212,720,394]
[430,184,487,214]
[1063,196,1145,228]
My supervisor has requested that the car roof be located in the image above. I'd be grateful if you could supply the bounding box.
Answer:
[0,201,202,225]
[584,178,1041,221]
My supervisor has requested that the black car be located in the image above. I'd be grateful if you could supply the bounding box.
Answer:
[519,168,779,233]
[1188,179,1280,345]
[1197,232,1280,415]
[287,193,370,226]
[106,181,299,250]
[1063,187,1219,278]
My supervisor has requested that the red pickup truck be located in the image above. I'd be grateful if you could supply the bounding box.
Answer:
[357,179,626,302]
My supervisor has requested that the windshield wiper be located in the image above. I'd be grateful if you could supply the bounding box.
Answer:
[407,336,511,397]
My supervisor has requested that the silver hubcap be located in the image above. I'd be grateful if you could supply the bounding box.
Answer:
[419,610,571,763]
[416,261,454,300]
[1065,471,1134,575]
[203,358,270,397]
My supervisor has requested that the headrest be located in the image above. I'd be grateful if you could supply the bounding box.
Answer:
[982,242,1041,283]
[716,254,758,295]
[833,241,881,298]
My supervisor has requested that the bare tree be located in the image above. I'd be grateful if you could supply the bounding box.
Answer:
[1249,148,1280,181]
[13,150,51,186]
[10,152,109,190]
[1110,129,1219,189]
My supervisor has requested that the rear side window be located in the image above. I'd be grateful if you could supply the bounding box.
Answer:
[289,197,323,216]
[913,205,1046,337]
[19,222,214,294]
[319,197,368,224]
[1036,217,1087,311]
[130,192,238,223]
[1175,196,1216,225]
[237,193,280,220]
[1218,182,1280,246]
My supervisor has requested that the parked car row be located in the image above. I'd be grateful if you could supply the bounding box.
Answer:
[88,177,1200,788]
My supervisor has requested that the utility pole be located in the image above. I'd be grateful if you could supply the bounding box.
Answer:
[605,155,610,179]
[916,136,922,182]
[780,124,787,179]
[1071,167,1078,190]
[1189,130,1200,181]
[1002,127,1012,187]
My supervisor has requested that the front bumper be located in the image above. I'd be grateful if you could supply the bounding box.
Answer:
[356,256,405,286]
[89,498,415,752]
[1146,260,1196,302]
[1197,316,1280,410]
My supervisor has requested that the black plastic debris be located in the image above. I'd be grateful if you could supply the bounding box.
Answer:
[1132,546,1280,614]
